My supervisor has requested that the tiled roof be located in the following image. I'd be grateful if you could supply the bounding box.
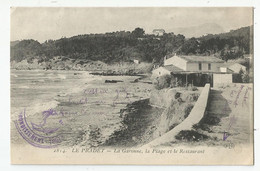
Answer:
[221,63,235,67]
[221,62,245,68]
[163,65,183,72]
[178,55,224,63]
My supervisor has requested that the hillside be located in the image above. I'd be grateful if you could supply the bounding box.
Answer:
[168,23,225,38]
[10,40,20,47]
[197,26,253,61]
[10,26,253,70]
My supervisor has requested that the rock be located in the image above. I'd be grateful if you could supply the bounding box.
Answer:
[175,92,181,99]
[105,80,123,83]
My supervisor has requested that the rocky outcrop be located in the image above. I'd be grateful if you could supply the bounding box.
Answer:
[10,57,153,75]
[150,88,200,137]
[143,84,210,148]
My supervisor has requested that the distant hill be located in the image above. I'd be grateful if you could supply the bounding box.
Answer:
[199,25,253,40]
[10,26,253,68]
[10,40,20,47]
[196,26,253,59]
[168,23,225,38]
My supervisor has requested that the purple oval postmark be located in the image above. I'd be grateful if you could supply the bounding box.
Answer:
[14,108,64,148]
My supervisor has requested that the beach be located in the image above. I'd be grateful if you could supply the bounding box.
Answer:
[11,70,155,148]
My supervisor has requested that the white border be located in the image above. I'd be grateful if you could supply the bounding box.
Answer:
[1,0,259,171]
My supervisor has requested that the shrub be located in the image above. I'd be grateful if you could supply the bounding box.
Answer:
[242,71,250,83]
[184,104,194,118]
[153,75,171,90]
[174,92,181,99]
[233,69,250,83]
[175,130,208,142]
[188,85,198,91]
[186,93,199,102]
[177,97,184,103]
[170,77,177,88]
[176,78,184,87]
[232,73,242,83]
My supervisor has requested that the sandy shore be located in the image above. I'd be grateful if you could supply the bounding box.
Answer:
[11,70,156,148]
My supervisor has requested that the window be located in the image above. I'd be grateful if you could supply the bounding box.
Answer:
[208,63,211,70]
[199,63,202,70]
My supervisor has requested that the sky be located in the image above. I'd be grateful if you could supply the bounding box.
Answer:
[11,7,253,42]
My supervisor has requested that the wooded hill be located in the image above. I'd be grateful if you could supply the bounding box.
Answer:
[11,26,253,65]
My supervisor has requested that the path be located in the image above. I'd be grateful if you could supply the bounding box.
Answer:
[203,83,253,145]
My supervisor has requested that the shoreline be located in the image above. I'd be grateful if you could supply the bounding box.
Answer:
[11,68,148,77]
[11,70,154,147]
[103,99,164,148]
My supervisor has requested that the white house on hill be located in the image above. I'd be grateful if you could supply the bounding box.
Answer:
[152,29,165,36]
[133,59,140,64]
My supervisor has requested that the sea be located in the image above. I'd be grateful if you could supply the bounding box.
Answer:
[11,70,154,147]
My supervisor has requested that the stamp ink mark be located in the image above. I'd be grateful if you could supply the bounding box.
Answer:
[31,108,61,134]
[223,114,238,141]
[223,132,229,141]
[233,85,244,107]
[242,87,252,107]
[14,108,64,148]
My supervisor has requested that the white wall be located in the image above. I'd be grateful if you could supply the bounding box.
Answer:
[186,62,222,72]
[164,56,224,72]
[152,67,171,78]
[220,67,228,72]
[213,74,233,87]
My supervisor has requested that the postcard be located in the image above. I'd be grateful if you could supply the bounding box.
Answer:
[10,7,254,165]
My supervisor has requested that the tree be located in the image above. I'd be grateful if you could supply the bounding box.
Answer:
[153,75,171,90]
[181,37,199,55]
[131,27,145,38]
[10,26,252,68]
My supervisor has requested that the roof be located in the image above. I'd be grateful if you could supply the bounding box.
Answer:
[221,62,246,68]
[178,55,224,63]
[152,29,165,32]
[163,65,184,72]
